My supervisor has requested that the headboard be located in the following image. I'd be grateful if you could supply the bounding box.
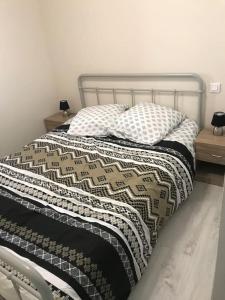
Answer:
[78,73,204,127]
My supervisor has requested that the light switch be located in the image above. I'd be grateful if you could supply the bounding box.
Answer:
[209,82,221,93]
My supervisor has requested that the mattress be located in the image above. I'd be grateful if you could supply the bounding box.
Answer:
[0,119,197,300]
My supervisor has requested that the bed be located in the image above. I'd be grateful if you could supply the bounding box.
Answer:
[0,73,204,300]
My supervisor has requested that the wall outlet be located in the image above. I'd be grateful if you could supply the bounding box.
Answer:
[209,82,221,93]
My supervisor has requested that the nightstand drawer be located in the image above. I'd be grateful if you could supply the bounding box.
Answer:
[45,121,59,131]
[196,144,225,165]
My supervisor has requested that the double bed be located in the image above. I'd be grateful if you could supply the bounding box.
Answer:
[0,73,204,300]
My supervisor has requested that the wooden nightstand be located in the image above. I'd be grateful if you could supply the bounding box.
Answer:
[196,128,225,165]
[195,128,225,186]
[44,112,76,132]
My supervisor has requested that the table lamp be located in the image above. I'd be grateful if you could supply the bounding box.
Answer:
[60,100,70,116]
[211,112,225,136]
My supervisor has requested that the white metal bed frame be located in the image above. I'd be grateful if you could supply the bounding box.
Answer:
[0,247,53,300]
[0,73,204,300]
[78,73,204,127]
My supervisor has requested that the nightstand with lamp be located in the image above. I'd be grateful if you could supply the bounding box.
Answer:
[44,100,76,132]
[195,111,225,186]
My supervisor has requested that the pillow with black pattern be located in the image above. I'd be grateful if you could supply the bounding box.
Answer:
[108,102,185,145]
[68,104,128,137]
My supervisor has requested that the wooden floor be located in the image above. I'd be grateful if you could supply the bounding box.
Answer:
[129,182,223,300]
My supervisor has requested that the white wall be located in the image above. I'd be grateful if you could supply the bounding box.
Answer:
[0,0,57,156]
[1,0,224,157]
[39,0,225,126]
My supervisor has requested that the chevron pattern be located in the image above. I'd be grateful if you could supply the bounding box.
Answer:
[3,138,183,236]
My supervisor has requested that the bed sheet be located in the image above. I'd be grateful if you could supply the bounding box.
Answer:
[164,118,199,158]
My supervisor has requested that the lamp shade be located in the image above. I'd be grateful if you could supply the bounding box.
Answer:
[211,112,225,127]
[60,100,70,111]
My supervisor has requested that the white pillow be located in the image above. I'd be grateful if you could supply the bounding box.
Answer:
[67,104,128,137]
[108,103,185,145]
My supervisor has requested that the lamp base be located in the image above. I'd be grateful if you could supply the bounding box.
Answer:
[62,110,69,117]
[213,126,223,136]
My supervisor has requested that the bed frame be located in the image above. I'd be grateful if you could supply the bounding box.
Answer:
[78,73,204,127]
[0,73,205,300]
[0,247,53,300]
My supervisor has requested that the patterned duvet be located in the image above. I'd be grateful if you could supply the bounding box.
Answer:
[0,131,194,299]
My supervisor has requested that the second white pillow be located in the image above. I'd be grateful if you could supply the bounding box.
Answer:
[108,103,185,145]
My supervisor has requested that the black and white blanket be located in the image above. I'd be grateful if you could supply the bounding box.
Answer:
[0,133,194,299]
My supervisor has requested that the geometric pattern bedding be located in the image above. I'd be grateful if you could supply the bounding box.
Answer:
[0,132,194,300]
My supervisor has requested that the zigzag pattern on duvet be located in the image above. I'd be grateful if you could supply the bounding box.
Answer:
[6,142,176,188]
[5,144,176,196]
[4,142,177,229]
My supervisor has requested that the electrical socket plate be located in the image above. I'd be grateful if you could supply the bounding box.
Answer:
[209,82,221,93]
